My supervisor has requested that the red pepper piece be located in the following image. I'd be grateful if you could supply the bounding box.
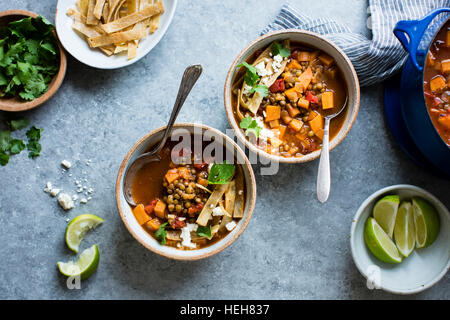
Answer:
[269,79,286,93]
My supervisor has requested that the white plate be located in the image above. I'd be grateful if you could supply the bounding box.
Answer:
[350,185,450,295]
[55,0,177,69]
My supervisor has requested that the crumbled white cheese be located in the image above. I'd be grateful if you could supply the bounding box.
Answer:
[180,226,197,249]
[87,188,94,194]
[187,223,198,232]
[45,182,52,192]
[242,83,253,96]
[72,195,78,201]
[226,220,237,231]
[212,206,225,216]
[255,116,274,140]
[255,61,267,76]
[272,54,283,72]
[238,190,244,195]
[61,160,71,169]
[58,193,74,210]
[50,188,61,197]
[80,198,87,204]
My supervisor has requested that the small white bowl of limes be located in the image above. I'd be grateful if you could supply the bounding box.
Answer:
[351,185,450,295]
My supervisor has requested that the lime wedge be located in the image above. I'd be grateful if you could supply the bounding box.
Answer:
[364,217,403,264]
[394,202,416,257]
[57,244,100,280]
[65,214,104,253]
[412,197,440,248]
[373,195,400,238]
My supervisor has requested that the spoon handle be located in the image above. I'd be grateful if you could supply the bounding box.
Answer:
[317,117,331,203]
[158,65,203,150]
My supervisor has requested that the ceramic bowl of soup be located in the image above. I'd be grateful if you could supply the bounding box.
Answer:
[224,29,360,163]
[394,9,450,176]
[115,123,256,260]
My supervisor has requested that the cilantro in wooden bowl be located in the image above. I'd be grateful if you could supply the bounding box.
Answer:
[0,10,66,112]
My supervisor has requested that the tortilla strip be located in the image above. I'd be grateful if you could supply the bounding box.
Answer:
[148,13,160,34]
[196,183,229,227]
[86,0,99,25]
[87,28,145,47]
[233,166,245,218]
[101,2,109,23]
[114,44,128,54]
[72,20,101,39]
[107,0,126,23]
[224,180,236,216]
[166,230,181,241]
[77,0,89,16]
[100,2,164,34]
[127,41,137,60]
[93,0,106,20]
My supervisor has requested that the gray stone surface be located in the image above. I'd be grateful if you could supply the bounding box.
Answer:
[0,0,448,300]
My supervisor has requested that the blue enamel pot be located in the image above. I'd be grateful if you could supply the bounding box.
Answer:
[394,8,450,176]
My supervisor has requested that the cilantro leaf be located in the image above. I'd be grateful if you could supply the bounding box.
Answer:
[9,139,25,154]
[271,42,290,58]
[7,118,29,131]
[0,130,11,152]
[237,61,259,87]
[155,222,168,245]
[0,152,9,166]
[208,161,235,185]
[249,84,269,97]
[26,126,42,141]
[197,226,212,239]
[26,140,41,158]
[239,116,262,138]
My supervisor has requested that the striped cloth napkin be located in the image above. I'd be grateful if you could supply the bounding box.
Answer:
[262,0,450,87]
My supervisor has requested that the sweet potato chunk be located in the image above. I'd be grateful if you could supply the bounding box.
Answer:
[296,67,313,92]
[284,88,299,102]
[287,59,301,70]
[438,114,450,130]
[307,111,318,121]
[441,59,450,74]
[430,75,446,92]
[145,218,161,232]
[297,98,310,109]
[447,31,450,46]
[265,105,281,121]
[133,204,150,225]
[269,120,280,128]
[297,51,310,62]
[154,200,166,219]
[288,119,304,132]
[309,113,324,134]
[286,105,300,117]
[322,91,334,110]
[269,136,283,148]
[165,169,180,184]
[318,54,334,66]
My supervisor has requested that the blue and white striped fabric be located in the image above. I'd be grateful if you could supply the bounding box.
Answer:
[262,0,450,87]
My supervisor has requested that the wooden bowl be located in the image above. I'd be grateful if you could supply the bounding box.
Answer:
[115,123,257,260]
[224,29,360,163]
[0,10,67,112]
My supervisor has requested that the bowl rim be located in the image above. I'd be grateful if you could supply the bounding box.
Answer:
[223,29,360,164]
[54,0,178,70]
[115,123,257,260]
[350,184,450,295]
[0,10,67,112]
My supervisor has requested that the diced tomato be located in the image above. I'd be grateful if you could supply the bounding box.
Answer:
[188,203,204,217]
[171,217,187,229]
[194,162,208,170]
[144,199,158,216]
[307,138,317,153]
[269,79,286,93]
[433,97,444,107]
[305,91,319,104]
[424,91,435,99]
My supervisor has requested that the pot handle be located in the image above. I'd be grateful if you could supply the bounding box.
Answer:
[394,8,450,71]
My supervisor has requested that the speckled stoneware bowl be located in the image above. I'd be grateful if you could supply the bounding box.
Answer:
[224,29,360,163]
[351,185,450,295]
[0,10,67,112]
[115,123,257,260]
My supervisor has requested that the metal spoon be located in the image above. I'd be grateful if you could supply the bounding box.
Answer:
[123,65,203,207]
[316,96,348,203]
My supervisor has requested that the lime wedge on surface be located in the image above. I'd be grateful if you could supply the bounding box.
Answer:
[394,201,416,257]
[57,245,100,280]
[364,217,403,264]
[373,195,400,238]
[412,197,440,248]
[65,214,104,253]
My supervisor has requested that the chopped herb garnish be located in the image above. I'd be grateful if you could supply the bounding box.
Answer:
[197,225,212,239]
[240,116,262,138]
[9,139,25,154]
[7,119,29,131]
[0,130,11,152]
[0,16,59,101]
[237,61,259,87]
[0,152,9,166]
[249,84,269,97]
[26,126,42,141]
[155,222,168,245]
[208,161,236,185]
[271,41,290,58]
[25,125,43,158]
